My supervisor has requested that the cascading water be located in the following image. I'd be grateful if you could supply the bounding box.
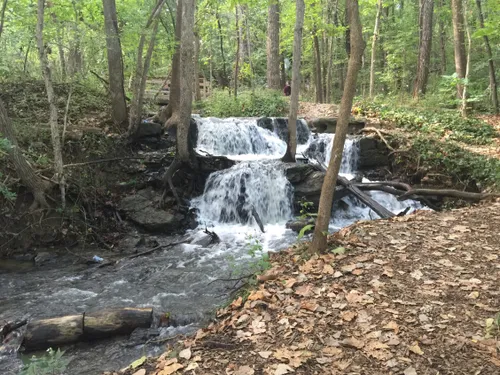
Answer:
[192,161,293,226]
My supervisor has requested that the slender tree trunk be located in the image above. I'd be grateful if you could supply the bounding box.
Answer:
[313,33,323,103]
[369,0,383,98]
[102,0,128,128]
[438,0,447,74]
[55,24,67,81]
[70,0,83,77]
[475,0,499,113]
[282,0,305,163]
[234,6,240,98]
[128,0,165,136]
[412,0,434,97]
[176,0,195,162]
[451,0,467,99]
[0,0,8,40]
[36,0,65,208]
[243,6,255,88]
[309,0,365,253]
[194,32,202,101]
[165,0,183,124]
[266,0,281,90]
[0,101,50,210]
[461,0,471,117]
[216,11,229,88]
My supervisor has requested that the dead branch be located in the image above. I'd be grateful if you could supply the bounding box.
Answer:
[398,189,499,201]
[90,70,131,101]
[360,127,394,151]
[1,319,27,340]
[63,157,145,169]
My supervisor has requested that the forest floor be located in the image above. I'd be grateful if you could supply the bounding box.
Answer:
[115,201,500,375]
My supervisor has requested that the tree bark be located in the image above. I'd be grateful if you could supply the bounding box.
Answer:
[54,21,67,81]
[309,0,365,253]
[216,11,229,88]
[438,0,447,74]
[234,5,240,98]
[282,0,305,163]
[313,32,323,103]
[36,0,65,208]
[102,0,128,128]
[369,0,383,98]
[194,32,202,101]
[413,0,433,97]
[0,99,50,210]
[175,0,195,162]
[266,0,281,90]
[460,0,471,117]
[451,0,467,99]
[164,0,183,126]
[475,0,499,114]
[0,0,7,40]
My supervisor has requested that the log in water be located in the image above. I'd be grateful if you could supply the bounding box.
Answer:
[22,307,154,352]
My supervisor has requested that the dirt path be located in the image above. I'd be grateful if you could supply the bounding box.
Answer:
[115,201,499,375]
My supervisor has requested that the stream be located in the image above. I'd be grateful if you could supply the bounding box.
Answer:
[0,117,423,374]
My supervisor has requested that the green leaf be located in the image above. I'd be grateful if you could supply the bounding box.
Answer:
[331,247,346,255]
[297,224,314,240]
[130,356,147,369]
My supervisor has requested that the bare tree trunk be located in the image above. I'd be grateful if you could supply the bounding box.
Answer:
[55,25,67,81]
[216,11,229,88]
[461,0,471,117]
[164,0,183,125]
[266,0,281,90]
[234,5,240,98]
[194,32,202,101]
[313,33,323,103]
[475,0,499,114]
[36,0,65,208]
[413,0,433,97]
[176,0,195,162]
[0,100,50,210]
[102,0,128,128]
[309,0,365,253]
[369,0,383,98]
[451,0,467,99]
[243,6,255,88]
[128,0,165,136]
[438,0,447,74]
[282,0,305,163]
[69,0,83,77]
[0,0,8,40]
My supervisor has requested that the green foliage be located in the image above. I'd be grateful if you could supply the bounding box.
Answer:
[357,99,498,145]
[297,224,314,240]
[21,348,70,375]
[199,89,288,117]
[330,246,346,255]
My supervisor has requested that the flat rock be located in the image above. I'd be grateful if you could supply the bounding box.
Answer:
[119,188,184,233]
[284,163,314,184]
[136,121,163,138]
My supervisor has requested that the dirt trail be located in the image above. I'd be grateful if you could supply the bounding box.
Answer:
[113,201,499,375]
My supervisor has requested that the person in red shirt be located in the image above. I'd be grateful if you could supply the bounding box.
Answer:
[283,82,291,96]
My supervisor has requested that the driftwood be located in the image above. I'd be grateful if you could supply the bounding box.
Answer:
[22,308,153,352]
[398,188,500,201]
[359,127,394,151]
[1,319,27,340]
[251,206,265,233]
[23,315,84,351]
[337,176,395,219]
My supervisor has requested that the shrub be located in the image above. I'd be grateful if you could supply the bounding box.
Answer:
[199,89,288,117]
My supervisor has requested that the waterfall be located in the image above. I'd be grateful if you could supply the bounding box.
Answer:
[192,161,293,226]
[303,134,359,174]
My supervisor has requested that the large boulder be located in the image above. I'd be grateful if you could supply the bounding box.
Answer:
[136,121,163,138]
[119,188,184,233]
[292,171,349,211]
[311,117,365,134]
[284,163,314,184]
[357,137,389,169]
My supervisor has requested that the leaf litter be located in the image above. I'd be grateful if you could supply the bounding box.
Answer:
[107,202,500,375]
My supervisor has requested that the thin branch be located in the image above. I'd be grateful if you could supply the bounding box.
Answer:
[63,157,145,169]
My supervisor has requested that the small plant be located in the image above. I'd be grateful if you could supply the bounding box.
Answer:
[21,348,70,375]
[245,234,271,274]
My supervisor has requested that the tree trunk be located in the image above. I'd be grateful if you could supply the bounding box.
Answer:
[309,0,365,253]
[0,99,50,210]
[266,0,281,90]
[175,0,195,162]
[282,0,305,163]
[194,32,202,101]
[128,0,165,136]
[216,11,229,89]
[475,0,499,114]
[55,24,67,81]
[313,33,323,103]
[413,0,433,97]
[165,0,183,125]
[438,0,446,74]
[36,0,65,208]
[234,5,240,98]
[369,0,383,98]
[243,6,255,88]
[0,0,8,40]
[461,0,471,117]
[451,0,467,99]
[102,0,128,128]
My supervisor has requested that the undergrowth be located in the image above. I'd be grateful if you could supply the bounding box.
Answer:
[355,99,498,145]
[197,89,288,117]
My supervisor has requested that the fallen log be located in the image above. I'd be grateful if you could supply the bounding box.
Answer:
[1,319,27,340]
[22,307,154,352]
[23,315,84,352]
[398,188,500,202]
[337,176,395,219]
[251,206,265,233]
[83,307,153,340]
